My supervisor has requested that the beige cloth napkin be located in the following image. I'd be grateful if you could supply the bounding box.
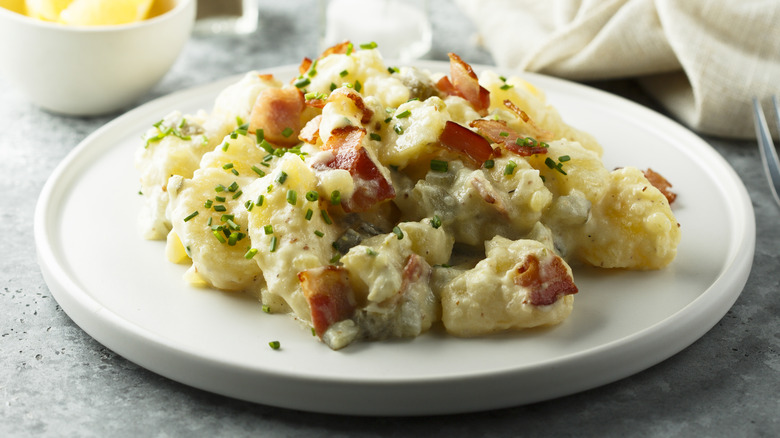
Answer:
[456,0,780,139]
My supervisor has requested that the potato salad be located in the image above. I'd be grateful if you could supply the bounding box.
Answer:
[135,42,681,350]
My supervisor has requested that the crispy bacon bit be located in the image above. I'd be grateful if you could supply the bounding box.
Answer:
[401,254,432,293]
[470,119,549,157]
[514,254,578,306]
[319,40,352,58]
[644,168,677,205]
[319,126,395,212]
[502,100,554,142]
[298,57,313,76]
[257,74,275,81]
[328,88,374,124]
[299,115,322,144]
[435,53,490,116]
[299,266,357,338]
[249,87,305,147]
[439,121,494,166]
[471,177,508,215]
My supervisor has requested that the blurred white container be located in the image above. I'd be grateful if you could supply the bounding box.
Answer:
[193,0,258,35]
[0,0,196,116]
[322,0,431,61]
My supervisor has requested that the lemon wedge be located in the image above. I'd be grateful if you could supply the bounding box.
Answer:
[24,0,72,21]
[58,0,154,26]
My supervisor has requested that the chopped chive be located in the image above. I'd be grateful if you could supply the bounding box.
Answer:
[430,159,448,172]
[281,127,294,138]
[204,199,213,208]
[330,190,341,205]
[231,169,239,176]
[212,229,226,243]
[267,184,274,193]
[215,195,226,202]
[228,232,239,246]
[215,184,226,193]
[517,137,538,148]
[259,139,274,154]
[394,124,404,135]
[544,157,557,170]
[276,171,288,185]
[207,217,213,226]
[500,84,514,90]
[251,165,266,177]
[499,131,509,137]
[222,162,234,169]
[228,182,239,192]
[262,304,271,313]
[504,160,518,176]
[220,214,234,222]
[257,195,265,206]
[183,211,199,222]
[387,66,399,74]
[392,226,404,240]
[354,80,362,93]
[287,190,297,205]
[329,253,341,264]
[369,132,382,141]
[339,69,349,77]
[366,248,378,256]
[269,235,278,252]
[226,219,240,231]
[232,190,243,199]
[346,42,354,55]
[431,215,442,229]
[330,82,337,91]
[305,208,314,220]
[294,77,311,88]
[264,224,274,235]
[305,190,319,202]
[214,205,227,212]
[222,142,230,151]
[360,41,378,49]
[245,200,254,211]
[244,248,258,259]
[321,210,333,225]
[559,155,571,162]
[268,340,281,350]
[395,109,411,119]
[230,132,238,140]
[483,159,495,169]
[314,230,325,238]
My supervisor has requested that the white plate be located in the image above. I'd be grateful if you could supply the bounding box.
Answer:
[34,62,755,416]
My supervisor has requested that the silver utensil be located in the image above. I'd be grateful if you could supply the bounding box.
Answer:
[751,96,780,207]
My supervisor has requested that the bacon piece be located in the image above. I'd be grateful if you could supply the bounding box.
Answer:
[470,119,549,157]
[401,253,432,292]
[249,87,305,147]
[439,120,494,166]
[299,115,322,144]
[319,126,395,212]
[298,57,313,76]
[299,266,357,338]
[514,254,578,306]
[328,88,374,124]
[435,53,491,116]
[471,177,508,215]
[319,40,352,58]
[502,100,554,142]
[644,168,677,205]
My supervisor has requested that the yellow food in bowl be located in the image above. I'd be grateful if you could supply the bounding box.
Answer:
[1,0,160,25]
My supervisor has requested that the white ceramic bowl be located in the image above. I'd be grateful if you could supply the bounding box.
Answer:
[0,0,196,116]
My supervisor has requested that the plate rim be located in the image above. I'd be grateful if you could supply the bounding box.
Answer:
[34,61,756,415]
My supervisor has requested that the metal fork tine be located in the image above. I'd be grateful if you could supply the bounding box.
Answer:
[752,97,780,207]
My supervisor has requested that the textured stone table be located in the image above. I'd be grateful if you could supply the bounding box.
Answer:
[1,1,778,436]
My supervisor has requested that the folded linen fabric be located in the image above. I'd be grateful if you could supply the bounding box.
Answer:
[456,0,780,139]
